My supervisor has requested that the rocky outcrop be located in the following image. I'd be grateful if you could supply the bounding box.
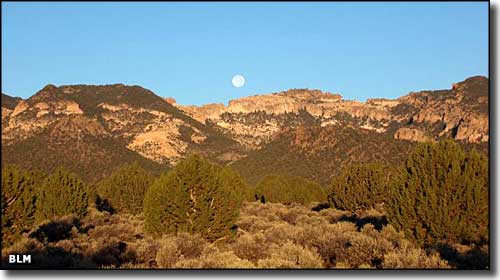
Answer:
[180,103,226,123]
[394,127,433,143]
[454,115,489,143]
[174,77,488,146]
[126,118,188,164]
[2,98,85,144]
[164,97,176,105]
[394,76,488,143]
[174,89,396,148]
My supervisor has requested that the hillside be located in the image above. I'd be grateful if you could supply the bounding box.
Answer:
[1,84,242,182]
[231,123,416,186]
[1,93,22,110]
[1,115,165,182]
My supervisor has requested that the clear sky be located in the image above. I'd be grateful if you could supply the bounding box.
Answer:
[2,2,488,105]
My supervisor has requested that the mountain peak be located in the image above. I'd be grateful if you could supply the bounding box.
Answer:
[42,84,58,91]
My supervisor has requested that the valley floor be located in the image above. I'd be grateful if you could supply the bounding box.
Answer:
[1,202,488,269]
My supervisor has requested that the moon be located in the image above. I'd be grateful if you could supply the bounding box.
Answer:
[232,74,245,88]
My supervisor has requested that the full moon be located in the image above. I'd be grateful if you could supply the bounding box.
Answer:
[232,74,245,88]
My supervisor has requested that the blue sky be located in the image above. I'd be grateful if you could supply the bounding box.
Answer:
[2,2,488,105]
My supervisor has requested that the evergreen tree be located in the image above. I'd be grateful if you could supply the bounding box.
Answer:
[97,162,155,214]
[220,166,255,202]
[1,165,40,247]
[328,163,391,211]
[255,175,326,205]
[35,168,89,223]
[143,154,245,241]
[386,140,488,246]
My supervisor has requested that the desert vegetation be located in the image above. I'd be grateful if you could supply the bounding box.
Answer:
[143,154,245,241]
[386,140,489,247]
[1,140,489,269]
[255,175,326,205]
[97,162,155,215]
[328,163,392,211]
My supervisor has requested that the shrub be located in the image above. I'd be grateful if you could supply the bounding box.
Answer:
[143,154,245,241]
[154,233,256,269]
[382,240,450,269]
[155,236,182,268]
[328,163,391,211]
[1,165,40,247]
[255,175,326,205]
[97,162,154,214]
[173,246,255,269]
[256,241,324,268]
[232,232,269,262]
[385,140,488,247]
[35,169,89,223]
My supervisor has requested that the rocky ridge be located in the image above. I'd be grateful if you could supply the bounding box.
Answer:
[173,76,488,147]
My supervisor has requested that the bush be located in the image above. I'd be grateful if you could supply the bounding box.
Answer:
[173,246,255,269]
[97,162,154,214]
[143,154,245,241]
[1,165,41,247]
[35,169,89,223]
[382,240,449,269]
[328,163,391,211]
[232,232,269,262]
[255,175,326,205]
[256,241,324,268]
[385,140,488,247]
[155,236,183,268]
[154,233,256,269]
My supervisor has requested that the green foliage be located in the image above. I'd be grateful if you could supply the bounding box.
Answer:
[328,163,392,211]
[385,140,488,247]
[143,154,245,241]
[1,165,41,247]
[255,175,326,205]
[97,162,155,214]
[220,166,255,202]
[35,169,89,223]
[232,125,415,186]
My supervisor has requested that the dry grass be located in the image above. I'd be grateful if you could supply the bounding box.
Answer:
[2,201,483,269]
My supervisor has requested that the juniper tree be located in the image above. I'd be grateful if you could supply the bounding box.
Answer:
[255,175,326,205]
[220,166,255,202]
[385,140,488,247]
[35,168,89,223]
[328,163,392,211]
[143,154,245,241]
[1,165,40,247]
[97,162,154,214]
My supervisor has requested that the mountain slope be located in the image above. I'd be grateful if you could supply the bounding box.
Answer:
[1,93,22,110]
[231,123,416,186]
[1,84,243,181]
[1,115,165,182]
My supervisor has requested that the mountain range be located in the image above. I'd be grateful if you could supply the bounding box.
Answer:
[1,76,488,184]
